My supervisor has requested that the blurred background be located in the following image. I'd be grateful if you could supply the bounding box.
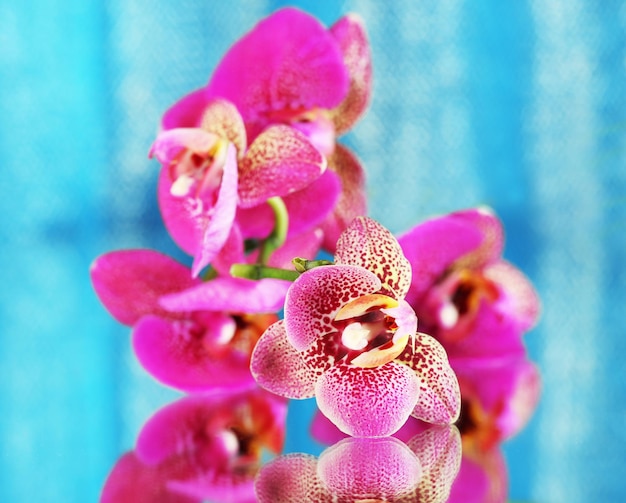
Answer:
[1,0,625,501]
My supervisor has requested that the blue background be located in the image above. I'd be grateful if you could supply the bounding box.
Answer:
[1,0,625,501]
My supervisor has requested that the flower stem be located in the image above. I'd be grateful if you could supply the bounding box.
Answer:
[230,263,300,282]
[258,196,288,264]
[292,257,334,273]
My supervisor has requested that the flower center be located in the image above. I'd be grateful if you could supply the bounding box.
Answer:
[334,294,417,369]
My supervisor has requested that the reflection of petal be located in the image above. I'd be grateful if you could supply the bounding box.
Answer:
[404,426,463,503]
[397,333,461,425]
[285,264,380,351]
[315,361,420,437]
[318,437,422,499]
[335,216,412,299]
[446,447,507,503]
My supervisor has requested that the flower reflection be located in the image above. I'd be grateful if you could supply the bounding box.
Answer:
[255,425,461,503]
[101,388,286,503]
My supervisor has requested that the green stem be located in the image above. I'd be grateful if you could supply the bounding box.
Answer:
[230,263,300,282]
[258,196,289,264]
[292,257,334,273]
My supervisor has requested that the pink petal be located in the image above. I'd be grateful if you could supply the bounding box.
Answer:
[484,260,541,332]
[335,216,412,299]
[157,143,238,276]
[446,448,507,503]
[167,477,257,503]
[210,224,246,276]
[398,211,486,305]
[132,314,255,392]
[397,333,461,425]
[404,425,463,503]
[160,277,290,314]
[310,410,349,445]
[251,320,319,399]
[266,228,324,269]
[319,144,367,253]
[101,451,198,503]
[238,125,326,208]
[329,14,372,134]
[197,98,247,157]
[255,454,331,503]
[317,437,422,499]
[90,250,199,326]
[236,169,341,239]
[206,7,349,126]
[284,264,381,351]
[149,128,221,165]
[315,361,421,437]
[162,87,209,130]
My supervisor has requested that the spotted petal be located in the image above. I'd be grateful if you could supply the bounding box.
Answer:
[90,249,200,326]
[398,333,461,425]
[238,125,326,208]
[284,264,381,351]
[251,320,319,399]
[315,361,421,437]
[198,98,247,158]
[206,7,349,125]
[329,14,372,134]
[335,216,412,299]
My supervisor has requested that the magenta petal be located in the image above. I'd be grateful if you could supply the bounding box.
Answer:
[329,14,372,134]
[238,125,326,208]
[101,452,198,503]
[90,249,199,326]
[160,277,289,314]
[251,320,318,399]
[132,314,255,392]
[398,333,461,425]
[285,265,381,351]
[315,361,421,437]
[162,87,209,130]
[318,437,422,499]
[266,228,323,269]
[335,216,412,299]
[310,410,349,445]
[149,128,220,165]
[206,7,349,122]
[446,449,507,503]
[255,454,329,503]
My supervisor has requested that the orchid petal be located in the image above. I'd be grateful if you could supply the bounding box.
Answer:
[132,314,255,393]
[101,452,197,503]
[149,128,221,165]
[403,426,462,503]
[329,14,372,134]
[335,216,412,299]
[452,207,504,271]
[446,448,507,503]
[160,277,290,314]
[484,260,541,331]
[206,7,349,124]
[236,169,341,239]
[157,143,238,276]
[90,250,199,326]
[250,320,319,399]
[162,87,209,130]
[284,264,381,351]
[319,144,367,253]
[198,98,247,157]
[210,224,246,276]
[255,454,331,503]
[266,228,324,269]
[238,125,326,208]
[315,361,421,437]
[397,333,461,425]
[317,437,422,499]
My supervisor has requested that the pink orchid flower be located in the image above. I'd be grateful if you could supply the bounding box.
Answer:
[251,217,461,437]
[162,7,371,254]
[255,425,461,503]
[90,249,289,392]
[101,389,286,503]
[150,99,330,277]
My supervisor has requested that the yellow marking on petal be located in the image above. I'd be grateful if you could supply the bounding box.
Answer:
[334,293,398,321]
[350,333,409,368]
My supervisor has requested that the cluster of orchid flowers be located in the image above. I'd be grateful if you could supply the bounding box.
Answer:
[92,7,540,503]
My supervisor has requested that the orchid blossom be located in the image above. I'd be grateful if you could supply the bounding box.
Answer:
[251,217,461,437]
[101,389,286,503]
[255,425,461,503]
[90,249,289,392]
[150,98,332,277]
[161,7,371,254]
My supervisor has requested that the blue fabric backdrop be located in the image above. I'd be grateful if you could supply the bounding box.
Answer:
[1,0,625,501]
